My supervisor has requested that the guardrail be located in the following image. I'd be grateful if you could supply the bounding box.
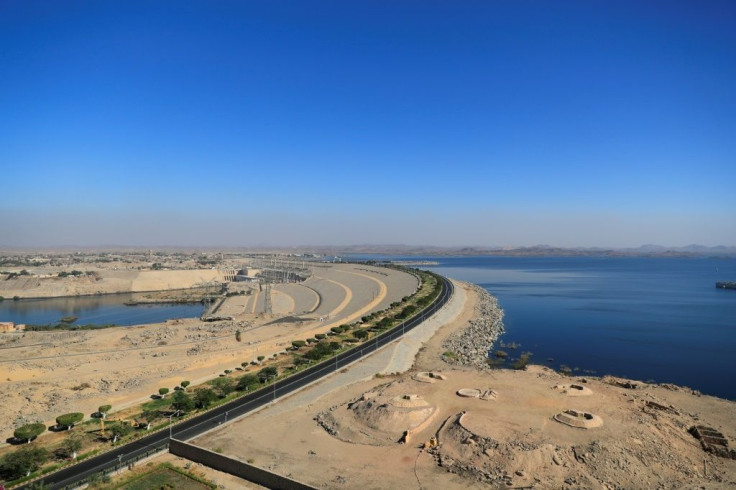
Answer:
[15,272,453,490]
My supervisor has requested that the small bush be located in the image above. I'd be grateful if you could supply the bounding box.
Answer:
[510,352,533,370]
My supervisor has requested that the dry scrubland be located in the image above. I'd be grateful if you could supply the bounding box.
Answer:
[0,263,418,438]
[192,282,736,489]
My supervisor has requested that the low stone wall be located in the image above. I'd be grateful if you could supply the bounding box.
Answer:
[169,439,317,490]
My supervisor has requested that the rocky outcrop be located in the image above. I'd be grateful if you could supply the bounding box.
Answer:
[442,285,504,369]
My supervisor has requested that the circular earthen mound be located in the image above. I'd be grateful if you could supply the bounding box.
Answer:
[330,391,437,442]
[553,409,603,429]
[553,384,594,396]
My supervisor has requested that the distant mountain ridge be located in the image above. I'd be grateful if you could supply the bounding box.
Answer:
[313,244,736,257]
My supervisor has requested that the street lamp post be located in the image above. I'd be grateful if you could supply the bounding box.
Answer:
[168,414,173,440]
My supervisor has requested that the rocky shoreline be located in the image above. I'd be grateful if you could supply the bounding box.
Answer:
[442,284,504,369]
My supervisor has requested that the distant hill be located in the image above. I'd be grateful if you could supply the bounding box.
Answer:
[310,244,736,258]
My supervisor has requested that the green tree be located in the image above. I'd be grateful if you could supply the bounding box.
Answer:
[0,446,49,479]
[291,340,306,349]
[158,387,169,398]
[13,423,45,443]
[98,405,112,419]
[235,329,242,342]
[60,434,83,460]
[109,423,132,444]
[236,374,260,392]
[180,380,191,391]
[353,329,369,340]
[171,390,194,414]
[257,355,265,362]
[194,388,218,409]
[304,342,333,361]
[141,410,158,430]
[55,412,84,430]
[257,366,278,383]
[210,377,235,397]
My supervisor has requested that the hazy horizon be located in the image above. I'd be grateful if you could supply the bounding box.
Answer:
[2,2,734,248]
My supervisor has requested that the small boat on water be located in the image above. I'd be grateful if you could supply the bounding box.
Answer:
[715,281,736,290]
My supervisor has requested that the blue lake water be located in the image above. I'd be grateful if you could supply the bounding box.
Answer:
[352,255,736,400]
[0,293,204,327]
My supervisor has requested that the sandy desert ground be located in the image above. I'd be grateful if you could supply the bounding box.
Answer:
[0,269,231,299]
[0,263,417,439]
[191,281,736,489]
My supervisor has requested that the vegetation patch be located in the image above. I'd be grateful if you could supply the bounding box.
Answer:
[107,463,215,490]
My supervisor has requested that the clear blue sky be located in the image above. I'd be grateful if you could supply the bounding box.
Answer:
[1,1,734,247]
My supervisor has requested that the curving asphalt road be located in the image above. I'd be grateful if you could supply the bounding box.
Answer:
[16,273,453,490]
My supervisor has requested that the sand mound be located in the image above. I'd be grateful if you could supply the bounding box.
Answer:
[316,386,437,445]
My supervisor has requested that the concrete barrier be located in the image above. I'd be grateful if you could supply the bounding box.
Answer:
[169,439,317,490]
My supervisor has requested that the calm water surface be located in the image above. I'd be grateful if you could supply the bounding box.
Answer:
[354,255,736,399]
[0,293,203,327]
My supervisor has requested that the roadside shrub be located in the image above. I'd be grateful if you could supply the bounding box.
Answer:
[56,412,84,430]
[13,423,45,443]
[171,391,194,413]
[353,329,369,340]
[210,377,235,397]
[194,388,218,408]
[0,446,49,479]
[315,334,326,340]
[377,318,392,328]
[257,366,278,382]
[291,340,306,349]
[304,342,333,361]
[236,374,260,391]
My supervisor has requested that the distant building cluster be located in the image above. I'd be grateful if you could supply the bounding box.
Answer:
[0,321,25,333]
